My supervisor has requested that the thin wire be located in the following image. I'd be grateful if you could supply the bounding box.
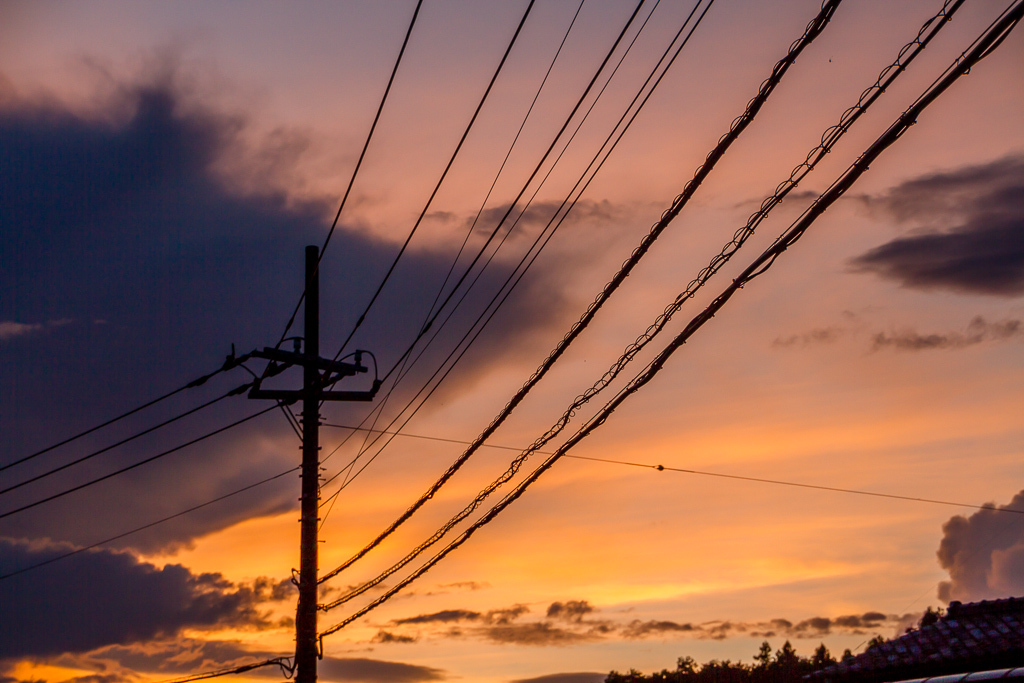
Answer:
[274,0,424,348]
[375,0,649,382]
[0,406,278,521]
[0,351,251,473]
[332,0,539,358]
[317,4,1024,630]
[330,0,665,495]
[317,0,834,583]
[564,455,1024,515]
[153,657,295,683]
[339,0,591,493]
[346,0,713,486]
[321,0,663,493]
[320,422,1024,515]
[421,0,589,329]
[0,385,249,497]
[0,467,299,581]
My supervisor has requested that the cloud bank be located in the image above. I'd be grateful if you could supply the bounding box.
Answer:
[850,155,1024,296]
[379,599,906,648]
[0,65,577,555]
[0,539,284,660]
[936,489,1024,603]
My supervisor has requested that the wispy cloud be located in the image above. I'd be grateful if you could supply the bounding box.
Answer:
[379,599,906,648]
[870,316,1021,351]
[0,319,73,341]
[772,315,1022,353]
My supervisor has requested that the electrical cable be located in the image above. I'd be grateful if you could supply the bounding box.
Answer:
[319,0,681,500]
[317,3,1024,630]
[0,384,252,497]
[273,0,424,350]
[331,0,540,359]
[0,467,299,581]
[0,350,252,473]
[372,0,649,382]
[316,0,837,583]
[561,454,1024,515]
[419,0,590,333]
[336,0,591,494]
[0,405,278,521]
[153,657,295,683]
[325,0,670,494]
[332,0,714,493]
[320,422,1024,515]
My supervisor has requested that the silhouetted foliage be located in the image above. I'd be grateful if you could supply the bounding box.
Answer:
[606,640,835,683]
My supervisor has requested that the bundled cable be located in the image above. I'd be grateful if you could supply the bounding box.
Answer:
[318,0,842,585]
[317,0,1024,635]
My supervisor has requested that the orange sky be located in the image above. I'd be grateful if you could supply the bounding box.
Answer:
[1,1,1022,682]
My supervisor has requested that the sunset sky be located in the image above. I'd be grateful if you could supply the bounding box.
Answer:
[1,1,1023,683]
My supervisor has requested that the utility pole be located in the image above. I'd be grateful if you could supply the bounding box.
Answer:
[248,246,379,683]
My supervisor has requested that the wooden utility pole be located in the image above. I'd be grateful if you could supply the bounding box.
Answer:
[249,246,378,683]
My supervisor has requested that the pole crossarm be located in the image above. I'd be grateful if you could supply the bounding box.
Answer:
[251,347,368,376]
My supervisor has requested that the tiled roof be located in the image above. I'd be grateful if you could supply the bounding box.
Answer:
[812,597,1024,683]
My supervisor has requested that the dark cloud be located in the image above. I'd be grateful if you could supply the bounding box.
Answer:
[936,489,1024,602]
[546,600,594,622]
[509,674,606,683]
[871,316,1021,351]
[318,657,446,683]
[622,620,695,638]
[793,616,831,633]
[0,538,275,660]
[392,609,482,625]
[480,623,596,646]
[93,638,267,675]
[0,68,572,555]
[486,604,530,625]
[371,631,417,644]
[772,326,844,348]
[850,155,1024,296]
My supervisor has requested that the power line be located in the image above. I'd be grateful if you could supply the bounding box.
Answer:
[0,384,250,498]
[317,3,1024,632]
[320,422,1024,515]
[319,0,679,504]
[563,454,1024,515]
[322,0,672,498]
[0,350,251,473]
[331,0,540,359]
[316,0,834,585]
[0,467,298,581]
[374,0,649,383]
[153,658,295,683]
[274,0,424,349]
[339,0,591,503]
[365,0,967,544]
[0,405,277,521]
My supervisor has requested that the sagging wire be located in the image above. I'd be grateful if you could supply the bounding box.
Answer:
[316,0,1024,634]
